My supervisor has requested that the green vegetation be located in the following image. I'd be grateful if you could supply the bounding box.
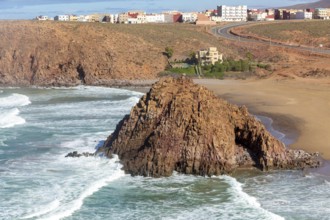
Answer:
[164,47,174,59]
[200,59,254,79]
[165,57,270,79]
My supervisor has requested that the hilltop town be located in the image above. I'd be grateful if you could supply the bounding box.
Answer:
[35,5,330,24]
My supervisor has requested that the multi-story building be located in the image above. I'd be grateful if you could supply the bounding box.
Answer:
[295,11,313,20]
[283,10,291,19]
[275,9,284,20]
[146,13,165,23]
[119,13,129,23]
[181,12,198,23]
[248,9,267,21]
[87,14,101,22]
[314,8,330,19]
[112,14,119,23]
[217,5,247,21]
[54,15,69,21]
[77,15,88,22]
[69,15,78,22]
[196,47,223,66]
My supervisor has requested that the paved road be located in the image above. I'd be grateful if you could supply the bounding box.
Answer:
[211,22,330,55]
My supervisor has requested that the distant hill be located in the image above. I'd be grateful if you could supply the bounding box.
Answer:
[285,0,330,9]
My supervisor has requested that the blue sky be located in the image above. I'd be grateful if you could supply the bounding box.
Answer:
[0,0,318,19]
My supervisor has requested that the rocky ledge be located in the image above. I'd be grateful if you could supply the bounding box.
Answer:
[98,77,321,177]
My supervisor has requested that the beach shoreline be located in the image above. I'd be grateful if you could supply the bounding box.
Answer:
[194,78,330,159]
[3,77,328,159]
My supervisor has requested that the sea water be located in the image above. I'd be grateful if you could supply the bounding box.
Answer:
[0,86,329,220]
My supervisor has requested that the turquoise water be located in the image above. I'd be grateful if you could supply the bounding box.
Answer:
[1,86,330,220]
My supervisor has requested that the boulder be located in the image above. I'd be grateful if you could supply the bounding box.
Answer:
[99,77,321,177]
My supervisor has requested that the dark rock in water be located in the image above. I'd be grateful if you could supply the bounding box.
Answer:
[65,151,95,158]
[99,77,322,177]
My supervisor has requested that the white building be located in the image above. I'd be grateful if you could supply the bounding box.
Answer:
[197,47,223,66]
[113,14,119,23]
[248,11,267,21]
[314,8,330,19]
[295,11,313,20]
[54,15,69,21]
[182,12,198,23]
[211,16,222,22]
[137,14,147,23]
[36,15,48,21]
[146,14,165,23]
[77,15,88,22]
[217,5,247,22]
[164,14,174,23]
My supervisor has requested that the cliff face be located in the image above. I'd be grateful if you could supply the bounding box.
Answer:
[101,77,321,177]
[0,21,234,87]
[0,21,169,86]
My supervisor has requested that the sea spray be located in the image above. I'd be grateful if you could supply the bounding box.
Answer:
[0,93,30,128]
[0,93,31,108]
[220,175,285,220]
[38,156,125,220]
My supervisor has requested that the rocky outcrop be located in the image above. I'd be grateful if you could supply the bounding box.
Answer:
[99,77,321,177]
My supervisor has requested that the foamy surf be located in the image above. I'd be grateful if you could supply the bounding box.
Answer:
[0,108,26,128]
[2,86,330,220]
[36,156,125,220]
[0,93,31,108]
[220,175,285,220]
[0,93,30,128]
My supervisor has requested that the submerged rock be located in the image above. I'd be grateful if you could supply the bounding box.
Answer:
[65,151,95,158]
[99,77,321,177]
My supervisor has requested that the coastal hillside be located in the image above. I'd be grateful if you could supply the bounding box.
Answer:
[286,0,330,9]
[0,21,236,86]
[231,20,330,79]
[1,20,329,86]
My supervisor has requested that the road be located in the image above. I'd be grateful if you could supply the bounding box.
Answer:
[211,22,330,55]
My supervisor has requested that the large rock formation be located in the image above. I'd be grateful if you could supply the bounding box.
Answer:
[100,77,321,177]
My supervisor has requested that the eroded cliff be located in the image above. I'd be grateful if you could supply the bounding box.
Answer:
[0,21,170,86]
[100,77,321,177]
[0,21,235,86]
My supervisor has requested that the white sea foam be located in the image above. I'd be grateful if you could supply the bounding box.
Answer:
[220,175,285,220]
[21,199,60,219]
[0,93,30,128]
[0,93,31,108]
[39,156,125,220]
[0,108,26,128]
[127,96,141,104]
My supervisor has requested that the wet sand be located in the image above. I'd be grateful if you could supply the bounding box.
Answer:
[195,78,330,159]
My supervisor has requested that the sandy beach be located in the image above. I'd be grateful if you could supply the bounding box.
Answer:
[194,78,330,159]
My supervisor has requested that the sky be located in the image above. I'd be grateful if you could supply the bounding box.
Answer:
[0,0,318,19]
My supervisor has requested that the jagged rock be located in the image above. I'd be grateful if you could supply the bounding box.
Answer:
[65,151,95,158]
[99,77,321,177]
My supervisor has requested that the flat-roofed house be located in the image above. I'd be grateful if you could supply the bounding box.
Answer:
[197,47,223,66]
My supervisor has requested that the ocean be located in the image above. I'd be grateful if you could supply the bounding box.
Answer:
[1,86,330,220]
